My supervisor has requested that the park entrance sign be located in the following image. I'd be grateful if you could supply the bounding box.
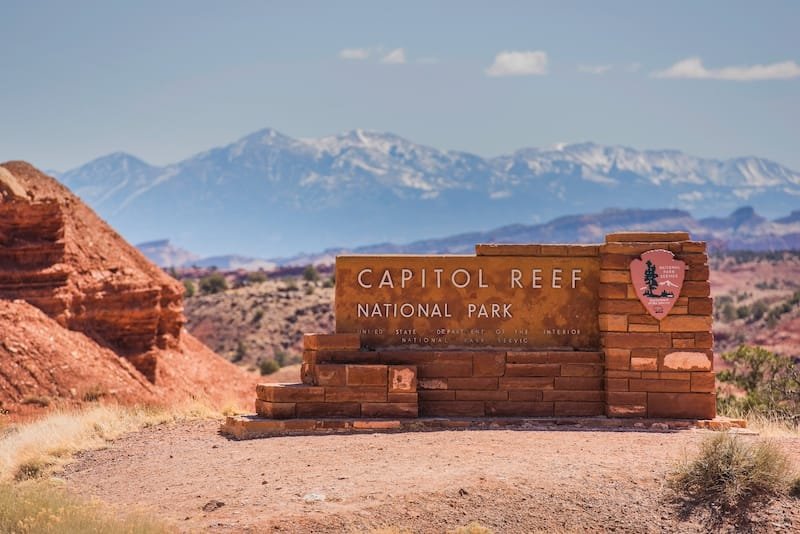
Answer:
[225,232,722,439]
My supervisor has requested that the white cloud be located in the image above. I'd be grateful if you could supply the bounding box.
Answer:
[486,50,548,77]
[380,48,406,64]
[678,191,704,203]
[578,64,612,75]
[339,48,371,60]
[653,57,800,81]
[626,62,641,73]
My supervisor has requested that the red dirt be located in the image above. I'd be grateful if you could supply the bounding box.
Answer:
[0,162,257,418]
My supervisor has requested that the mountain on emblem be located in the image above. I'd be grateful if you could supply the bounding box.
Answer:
[629,250,687,320]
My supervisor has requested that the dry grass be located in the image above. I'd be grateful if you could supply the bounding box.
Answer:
[718,406,800,437]
[669,432,796,527]
[0,480,169,533]
[0,401,225,482]
[372,524,492,534]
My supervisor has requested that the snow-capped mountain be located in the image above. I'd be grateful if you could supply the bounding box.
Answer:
[57,128,800,257]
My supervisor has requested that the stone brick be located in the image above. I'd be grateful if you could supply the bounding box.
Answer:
[256,383,324,403]
[507,351,602,364]
[629,379,690,393]
[417,378,448,390]
[686,265,710,281]
[603,332,672,349]
[388,392,418,403]
[328,351,383,364]
[691,372,716,393]
[648,393,716,419]
[347,364,388,386]
[361,402,418,418]
[554,377,603,391]
[695,332,714,349]
[475,244,541,256]
[630,347,659,358]
[681,241,707,253]
[599,283,627,299]
[353,420,403,430]
[603,242,681,255]
[677,253,708,267]
[605,378,627,391]
[566,244,600,256]
[422,401,485,417]
[687,297,713,315]
[325,386,387,402]
[659,315,712,332]
[630,357,658,371]
[599,314,628,331]
[605,231,690,243]
[448,377,499,390]
[599,270,631,284]
[505,363,561,377]
[254,400,296,419]
[455,390,509,401]
[641,372,691,380]
[508,390,545,401]
[304,333,361,351]
[604,348,630,370]
[672,338,696,349]
[315,364,347,386]
[388,365,417,392]
[485,401,554,417]
[539,244,570,255]
[418,359,472,378]
[600,253,633,270]
[499,377,554,389]
[599,300,644,314]
[418,390,455,401]
[555,401,605,417]
[543,390,604,402]
[662,351,712,371]
[606,391,647,405]
[296,402,360,418]
[605,370,641,378]
[607,404,646,417]
[629,315,659,325]
[473,352,505,376]
[300,363,315,385]
[629,323,660,332]
[681,281,711,297]
[560,363,603,377]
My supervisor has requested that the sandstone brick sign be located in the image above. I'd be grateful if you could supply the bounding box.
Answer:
[335,255,600,350]
[234,231,718,435]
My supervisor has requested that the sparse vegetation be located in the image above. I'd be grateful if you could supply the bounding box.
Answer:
[259,359,280,375]
[303,265,319,282]
[245,271,268,285]
[199,272,228,294]
[20,396,51,408]
[232,340,247,363]
[717,345,799,425]
[183,278,195,298]
[0,481,169,533]
[669,433,796,525]
[81,385,106,402]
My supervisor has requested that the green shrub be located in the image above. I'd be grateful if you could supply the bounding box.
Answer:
[259,359,280,375]
[199,272,227,294]
[322,277,334,288]
[717,345,799,422]
[246,271,268,285]
[232,341,247,363]
[669,433,793,520]
[302,265,319,282]
[183,279,195,298]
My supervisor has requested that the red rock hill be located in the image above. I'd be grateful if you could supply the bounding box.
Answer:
[0,161,256,415]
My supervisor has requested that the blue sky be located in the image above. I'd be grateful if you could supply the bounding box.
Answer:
[1,1,799,171]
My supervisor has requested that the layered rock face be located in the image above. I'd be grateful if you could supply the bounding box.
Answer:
[0,162,183,357]
[0,161,256,412]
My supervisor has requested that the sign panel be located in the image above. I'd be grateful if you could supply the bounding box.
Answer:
[335,255,600,350]
[630,249,686,320]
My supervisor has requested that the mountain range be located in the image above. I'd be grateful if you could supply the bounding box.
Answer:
[137,206,800,268]
[56,128,800,258]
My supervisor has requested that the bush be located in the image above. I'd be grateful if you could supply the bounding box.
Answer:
[232,341,247,363]
[669,433,794,523]
[252,309,264,323]
[183,279,195,298]
[303,265,319,282]
[259,359,280,375]
[322,277,334,288]
[246,271,268,285]
[199,273,227,294]
[717,345,800,422]
[792,478,800,499]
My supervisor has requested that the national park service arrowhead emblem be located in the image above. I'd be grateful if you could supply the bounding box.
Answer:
[629,249,686,320]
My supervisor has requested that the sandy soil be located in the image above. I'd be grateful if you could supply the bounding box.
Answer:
[61,421,800,533]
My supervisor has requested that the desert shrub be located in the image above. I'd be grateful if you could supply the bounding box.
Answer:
[199,272,227,294]
[322,277,334,288]
[82,385,106,402]
[735,305,750,320]
[285,279,299,291]
[717,345,799,423]
[0,481,169,533]
[274,350,287,366]
[246,271,268,285]
[748,300,768,322]
[304,285,315,295]
[303,265,319,282]
[232,341,247,363]
[669,433,794,521]
[182,279,195,298]
[252,309,264,323]
[791,478,800,498]
[259,359,280,375]
[719,302,735,323]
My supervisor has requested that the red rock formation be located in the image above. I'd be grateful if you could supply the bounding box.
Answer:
[0,161,255,414]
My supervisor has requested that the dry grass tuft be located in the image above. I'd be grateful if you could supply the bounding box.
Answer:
[0,401,224,482]
[669,432,796,527]
[0,480,169,533]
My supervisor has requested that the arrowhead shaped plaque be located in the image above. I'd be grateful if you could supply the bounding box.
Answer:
[629,249,686,320]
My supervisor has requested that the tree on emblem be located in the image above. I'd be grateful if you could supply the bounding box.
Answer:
[643,260,659,297]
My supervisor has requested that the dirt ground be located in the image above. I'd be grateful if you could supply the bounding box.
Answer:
[61,421,800,533]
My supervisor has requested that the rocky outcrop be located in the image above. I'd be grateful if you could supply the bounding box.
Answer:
[0,161,256,413]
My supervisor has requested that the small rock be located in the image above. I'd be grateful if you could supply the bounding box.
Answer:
[202,500,225,512]
[303,493,325,503]
[458,488,468,496]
